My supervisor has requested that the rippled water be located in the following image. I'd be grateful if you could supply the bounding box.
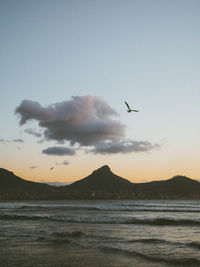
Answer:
[0,200,200,266]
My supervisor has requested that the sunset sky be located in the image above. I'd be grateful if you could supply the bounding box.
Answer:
[1,0,200,184]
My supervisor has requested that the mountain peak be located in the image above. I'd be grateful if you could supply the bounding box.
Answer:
[169,175,198,183]
[70,164,131,192]
[92,165,111,174]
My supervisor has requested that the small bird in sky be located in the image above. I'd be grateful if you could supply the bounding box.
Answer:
[125,101,139,113]
[50,167,53,171]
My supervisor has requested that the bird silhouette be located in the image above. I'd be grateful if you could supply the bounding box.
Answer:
[50,167,53,171]
[125,101,139,112]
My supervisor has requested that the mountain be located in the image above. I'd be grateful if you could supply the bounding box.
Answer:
[68,165,132,191]
[136,175,200,199]
[0,166,199,199]
[66,166,200,199]
[67,165,134,198]
[0,168,54,199]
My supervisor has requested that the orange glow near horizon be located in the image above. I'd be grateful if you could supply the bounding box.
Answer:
[2,158,199,185]
[1,140,199,184]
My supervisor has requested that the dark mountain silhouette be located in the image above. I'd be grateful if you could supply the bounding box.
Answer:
[66,167,200,199]
[0,168,53,199]
[136,175,200,198]
[68,165,132,191]
[0,166,200,199]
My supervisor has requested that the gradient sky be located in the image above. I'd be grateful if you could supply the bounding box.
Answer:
[1,0,200,184]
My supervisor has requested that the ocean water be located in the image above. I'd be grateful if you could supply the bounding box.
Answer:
[0,200,200,267]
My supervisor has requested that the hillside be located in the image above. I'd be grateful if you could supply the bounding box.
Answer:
[0,168,54,199]
[0,166,199,199]
[66,165,134,198]
[68,165,132,191]
[136,175,200,199]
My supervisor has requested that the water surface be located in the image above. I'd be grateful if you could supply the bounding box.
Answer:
[0,199,200,266]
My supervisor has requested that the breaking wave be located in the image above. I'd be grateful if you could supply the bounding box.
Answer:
[1,201,200,213]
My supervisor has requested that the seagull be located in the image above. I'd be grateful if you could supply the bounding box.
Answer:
[50,167,53,171]
[125,101,139,113]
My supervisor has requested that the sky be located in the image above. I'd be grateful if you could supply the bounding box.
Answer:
[1,0,200,184]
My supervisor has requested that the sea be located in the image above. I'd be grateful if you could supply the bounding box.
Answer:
[0,199,200,267]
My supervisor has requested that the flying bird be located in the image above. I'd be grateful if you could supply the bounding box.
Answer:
[125,101,139,113]
[50,167,53,171]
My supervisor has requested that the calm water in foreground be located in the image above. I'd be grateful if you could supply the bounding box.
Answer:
[0,199,200,267]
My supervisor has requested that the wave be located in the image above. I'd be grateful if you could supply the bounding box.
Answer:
[18,205,91,211]
[16,205,200,213]
[128,202,200,208]
[1,214,200,226]
[135,218,200,226]
[36,236,72,244]
[36,231,83,245]
[50,238,73,244]
[187,242,200,249]
[52,216,200,226]
[127,238,188,247]
[83,234,171,245]
[0,214,48,221]
[101,246,200,265]
[52,231,83,238]
[127,238,169,244]
[93,207,200,212]
[1,202,200,213]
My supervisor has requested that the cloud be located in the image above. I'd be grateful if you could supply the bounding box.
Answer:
[56,160,69,166]
[56,140,65,144]
[12,138,24,143]
[89,140,160,154]
[0,138,24,144]
[24,128,42,138]
[37,138,45,144]
[30,165,38,170]
[15,100,53,125]
[15,95,160,155]
[15,95,125,146]
[42,146,75,156]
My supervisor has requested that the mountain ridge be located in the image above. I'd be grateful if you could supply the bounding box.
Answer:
[0,166,199,199]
